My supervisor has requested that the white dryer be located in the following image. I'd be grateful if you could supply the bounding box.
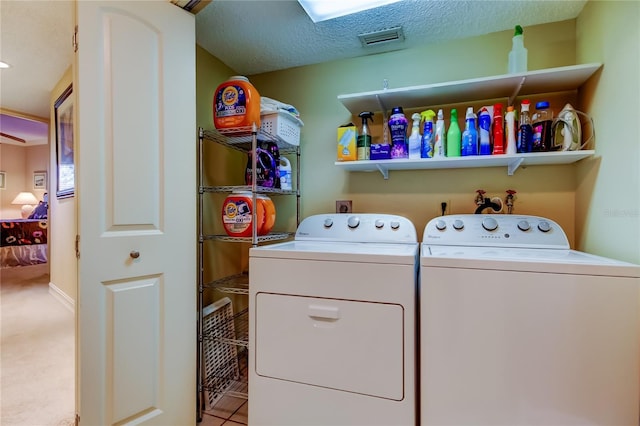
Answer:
[420,214,640,425]
[249,213,418,426]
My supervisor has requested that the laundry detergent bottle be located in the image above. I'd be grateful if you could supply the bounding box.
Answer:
[517,99,533,153]
[357,111,374,161]
[478,107,492,155]
[492,103,505,154]
[505,105,517,155]
[446,109,461,157]
[388,107,409,159]
[420,110,436,159]
[508,25,528,74]
[213,76,261,134]
[433,109,446,158]
[408,113,422,159]
[461,107,478,156]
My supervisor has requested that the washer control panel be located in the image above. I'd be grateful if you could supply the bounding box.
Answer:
[296,214,417,244]
[423,215,569,249]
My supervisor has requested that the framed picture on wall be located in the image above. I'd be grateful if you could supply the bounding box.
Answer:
[33,171,47,190]
[55,84,74,199]
[0,171,5,189]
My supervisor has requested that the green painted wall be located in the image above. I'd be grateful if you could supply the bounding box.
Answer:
[249,20,581,244]
[575,0,640,264]
[196,2,639,264]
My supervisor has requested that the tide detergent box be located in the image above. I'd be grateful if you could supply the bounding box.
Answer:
[337,123,357,161]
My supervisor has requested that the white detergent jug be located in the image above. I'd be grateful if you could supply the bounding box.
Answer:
[279,157,292,191]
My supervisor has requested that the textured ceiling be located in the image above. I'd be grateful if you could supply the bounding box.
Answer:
[196,0,588,75]
[0,0,74,145]
[0,0,588,146]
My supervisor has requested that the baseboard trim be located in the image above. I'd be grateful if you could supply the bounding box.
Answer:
[49,282,75,313]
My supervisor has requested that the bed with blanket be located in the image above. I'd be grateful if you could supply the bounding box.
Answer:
[1,219,48,268]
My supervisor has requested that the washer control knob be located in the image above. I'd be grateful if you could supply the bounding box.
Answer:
[375,219,385,229]
[390,220,400,230]
[482,217,498,231]
[435,220,447,231]
[347,216,360,229]
[453,219,464,230]
[517,220,531,231]
[538,220,551,233]
[323,218,333,228]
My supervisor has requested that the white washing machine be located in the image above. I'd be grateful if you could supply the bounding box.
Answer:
[420,214,640,425]
[249,213,418,426]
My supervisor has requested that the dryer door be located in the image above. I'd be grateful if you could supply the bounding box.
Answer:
[255,293,404,400]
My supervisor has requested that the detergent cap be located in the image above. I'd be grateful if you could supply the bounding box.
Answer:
[437,109,444,120]
[514,25,523,36]
[391,106,404,115]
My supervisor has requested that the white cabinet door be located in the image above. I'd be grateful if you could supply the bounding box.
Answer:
[76,1,196,424]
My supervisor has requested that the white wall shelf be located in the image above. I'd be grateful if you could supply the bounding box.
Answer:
[336,63,601,178]
[337,63,602,114]
[335,150,595,179]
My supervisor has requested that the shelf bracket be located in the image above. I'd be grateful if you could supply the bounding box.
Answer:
[508,76,526,106]
[376,164,389,180]
[507,157,524,175]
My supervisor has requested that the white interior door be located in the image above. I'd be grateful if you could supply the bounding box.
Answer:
[76,1,196,424]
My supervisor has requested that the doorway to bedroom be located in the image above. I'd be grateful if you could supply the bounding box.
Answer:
[0,111,74,424]
[0,110,50,269]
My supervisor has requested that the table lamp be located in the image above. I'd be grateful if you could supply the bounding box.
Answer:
[11,192,39,218]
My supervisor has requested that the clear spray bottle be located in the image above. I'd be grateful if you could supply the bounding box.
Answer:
[433,109,446,158]
[408,113,422,159]
[356,111,374,160]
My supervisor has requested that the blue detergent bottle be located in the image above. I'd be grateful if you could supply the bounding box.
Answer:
[461,107,478,156]
[478,107,492,155]
[420,110,436,158]
[517,99,533,153]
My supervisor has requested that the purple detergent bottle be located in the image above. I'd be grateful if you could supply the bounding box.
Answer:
[389,106,409,159]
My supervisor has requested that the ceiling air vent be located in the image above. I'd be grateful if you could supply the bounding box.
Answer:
[358,26,405,47]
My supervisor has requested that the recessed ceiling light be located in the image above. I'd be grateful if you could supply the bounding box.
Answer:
[0,61,10,69]
[298,0,402,23]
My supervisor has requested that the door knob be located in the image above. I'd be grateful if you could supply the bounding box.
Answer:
[130,250,140,259]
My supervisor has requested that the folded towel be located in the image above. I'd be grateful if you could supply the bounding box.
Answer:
[261,96,304,126]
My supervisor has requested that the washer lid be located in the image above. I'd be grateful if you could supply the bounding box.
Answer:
[251,240,418,264]
[421,245,640,277]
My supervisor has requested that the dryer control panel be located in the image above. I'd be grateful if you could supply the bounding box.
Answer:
[423,214,569,249]
[296,214,417,244]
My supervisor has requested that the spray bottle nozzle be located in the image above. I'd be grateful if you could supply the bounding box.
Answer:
[420,110,436,127]
[358,111,374,126]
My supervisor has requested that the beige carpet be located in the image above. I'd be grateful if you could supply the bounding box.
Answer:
[1,264,75,426]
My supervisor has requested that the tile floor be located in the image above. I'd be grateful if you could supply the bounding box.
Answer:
[200,395,248,425]
[200,347,249,425]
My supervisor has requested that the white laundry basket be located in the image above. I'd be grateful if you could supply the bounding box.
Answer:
[202,297,240,409]
[259,111,303,146]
